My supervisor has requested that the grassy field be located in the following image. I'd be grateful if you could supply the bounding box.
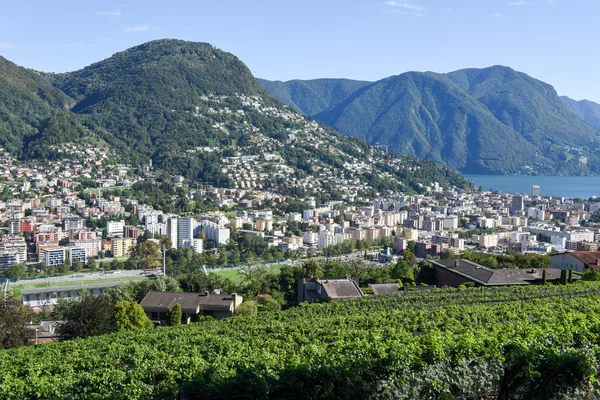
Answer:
[211,264,283,282]
[11,276,148,291]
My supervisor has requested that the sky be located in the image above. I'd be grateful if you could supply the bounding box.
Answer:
[1,0,598,101]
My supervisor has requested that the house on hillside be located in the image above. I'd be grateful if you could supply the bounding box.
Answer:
[297,277,363,303]
[429,259,579,288]
[369,283,402,295]
[140,291,242,323]
[550,251,600,273]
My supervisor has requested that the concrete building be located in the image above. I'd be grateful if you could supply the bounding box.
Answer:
[167,217,178,249]
[111,238,136,258]
[106,220,125,237]
[531,185,541,196]
[177,218,195,250]
[67,247,87,265]
[182,238,204,254]
[41,247,65,267]
[199,220,230,245]
[0,250,26,271]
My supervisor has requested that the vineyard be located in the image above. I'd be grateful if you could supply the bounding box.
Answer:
[2,284,600,399]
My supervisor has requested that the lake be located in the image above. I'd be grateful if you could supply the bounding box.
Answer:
[463,175,600,199]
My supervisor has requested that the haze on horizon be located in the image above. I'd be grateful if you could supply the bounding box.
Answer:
[1,0,597,102]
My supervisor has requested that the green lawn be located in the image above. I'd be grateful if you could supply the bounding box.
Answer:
[211,264,283,282]
[12,276,147,290]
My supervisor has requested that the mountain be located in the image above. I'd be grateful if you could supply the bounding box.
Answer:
[0,56,89,157]
[260,66,600,175]
[561,96,600,129]
[0,39,468,196]
[256,78,370,116]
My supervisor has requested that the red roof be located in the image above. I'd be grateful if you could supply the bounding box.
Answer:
[570,251,600,268]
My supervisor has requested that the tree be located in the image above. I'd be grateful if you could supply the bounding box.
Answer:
[88,257,97,272]
[235,300,257,317]
[568,268,573,284]
[301,259,323,278]
[58,263,68,274]
[256,294,281,312]
[114,301,153,331]
[166,303,182,326]
[73,259,83,273]
[131,240,161,268]
[55,296,117,340]
[0,296,34,349]
[542,269,547,285]
[6,263,26,280]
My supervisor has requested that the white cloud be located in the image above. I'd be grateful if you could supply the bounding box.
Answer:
[96,10,122,16]
[509,0,553,5]
[384,0,425,11]
[0,42,15,49]
[490,13,504,17]
[124,25,149,32]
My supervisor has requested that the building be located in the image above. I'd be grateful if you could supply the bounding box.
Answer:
[177,217,195,250]
[67,247,87,265]
[182,238,203,254]
[297,277,363,303]
[199,220,230,245]
[167,217,178,249]
[106,220,125,237]
[531,185,541,196]
[63,216,85,231]
[41,247,65,267]
[124,225,143,240]
[21,281,127,311]
[71,239,102,260]
[111,238,136,258]
[429,259,578,287]
[368,283,402,295]
[0,250,26,271]
[550,251,600,273]
[511,195,525,214]
[140,291,242,322]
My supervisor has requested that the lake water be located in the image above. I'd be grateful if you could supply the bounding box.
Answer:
[463,175,600,199]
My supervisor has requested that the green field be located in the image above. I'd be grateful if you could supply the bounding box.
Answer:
[211,264,283,282]
[11,276,148,291]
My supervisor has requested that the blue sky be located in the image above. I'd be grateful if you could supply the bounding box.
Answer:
[1,0,598,101]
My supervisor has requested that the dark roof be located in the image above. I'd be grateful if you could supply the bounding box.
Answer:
[314,278,363,299]
[566,251,600,268]
[430,259,576,286]
[140,291,236,313]
[368,283,402,294]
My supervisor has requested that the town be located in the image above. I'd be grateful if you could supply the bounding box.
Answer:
[3,129,600,318]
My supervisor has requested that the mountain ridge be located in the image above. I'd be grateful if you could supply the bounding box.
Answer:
[260,66,600,175]
[0,39,468,196]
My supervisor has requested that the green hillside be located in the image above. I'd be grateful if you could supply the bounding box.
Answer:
[261,66,600,175]
[562,96,600,128]
[0,39,468,194]
[2,284,599,399]
[257,78,370,116]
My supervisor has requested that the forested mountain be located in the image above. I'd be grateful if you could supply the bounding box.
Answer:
[0,39,468,195]
[561,96,600,129]
[260,66,600,175]
[256,78,370,116]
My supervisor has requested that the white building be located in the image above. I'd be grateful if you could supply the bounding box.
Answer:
[41,247,65,267]
[0,250,26,271]
[177,218,195,249]
[106,220,125,237]
[167,217,178,249]
[68,247,87,265]
[199,220,230,245]
[182,238,204,254]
